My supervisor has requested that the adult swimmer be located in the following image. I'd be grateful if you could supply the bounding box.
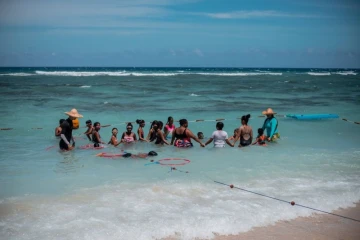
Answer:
[121,123,137,143]
[171,119,205,147]
[204,122,234,147]
[59,109,83,151]
[233,114,253,147]
[262,108,280,141]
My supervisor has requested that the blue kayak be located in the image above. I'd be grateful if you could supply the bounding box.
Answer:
[286,114,339,120]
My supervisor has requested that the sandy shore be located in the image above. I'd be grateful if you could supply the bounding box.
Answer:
[215,203,360,240]
[163,202,360,240]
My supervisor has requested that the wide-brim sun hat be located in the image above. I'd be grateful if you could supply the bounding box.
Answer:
[64,108,83,118]
[262,108,277,115]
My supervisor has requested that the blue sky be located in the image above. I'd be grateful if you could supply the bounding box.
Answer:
[0,0,359,67]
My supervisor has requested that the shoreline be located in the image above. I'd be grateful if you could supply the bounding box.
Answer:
[214,202,360,240]
[162,202,360,240]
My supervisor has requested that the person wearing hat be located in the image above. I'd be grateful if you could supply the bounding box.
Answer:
[262,108,280,142]
[59,109,83,150]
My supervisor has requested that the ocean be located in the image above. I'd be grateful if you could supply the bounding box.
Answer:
[0,67,359,240]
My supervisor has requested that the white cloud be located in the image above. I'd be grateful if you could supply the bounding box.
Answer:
[193,48,203,57]
[197,10,321,19]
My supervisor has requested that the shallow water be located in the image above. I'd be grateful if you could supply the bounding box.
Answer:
[0,67,359,240]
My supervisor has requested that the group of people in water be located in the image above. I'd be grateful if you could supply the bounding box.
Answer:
[56,108,280,151]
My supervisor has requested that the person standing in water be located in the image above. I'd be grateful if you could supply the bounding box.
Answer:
[136,119,148,142]
[154,121,169,145]
[233,114,253,147]
[204,122,234,147]
[108,127,122,146]
[59,109,83,151]
[147,120,158,142]
[55,119,65,137]
[92,122,106,147]
[121,123,137,143]
[84,120,93,141]
[171,119,205,147]
[228,128,239,141]
[262,108,280,142]
[164,116,176,138]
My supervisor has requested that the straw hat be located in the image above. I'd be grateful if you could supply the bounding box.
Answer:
[64,108,83,118]
[262,108,276,115]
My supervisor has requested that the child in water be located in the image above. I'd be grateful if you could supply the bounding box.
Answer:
[253,128,267,146]
[164,116,175,138]
[55,119,65,137]
[136,119,148,142]
[92,122,106,147]
[227,128,239,141]
[84,120,93,141]
[197,132,204,139]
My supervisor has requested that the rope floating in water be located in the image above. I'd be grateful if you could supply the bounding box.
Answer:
[213,180,360,223]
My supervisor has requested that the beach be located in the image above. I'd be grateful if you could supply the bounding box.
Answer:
[215,203,360,240]
[0,68,359,240]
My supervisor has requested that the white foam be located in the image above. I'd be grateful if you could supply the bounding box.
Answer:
[1,176,359,240]
[189,93,200,96]
[196,72,282,76]
[307,72,331,76]
[79,85,91,88]
[333,71,357,76]
[0,73,34,76]
[32,71,282,77]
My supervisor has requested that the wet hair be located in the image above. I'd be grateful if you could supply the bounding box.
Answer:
[151,120,159,129]
[94,122,100,127]
[216,122,224,130]
[112,127,118,132]
[126,123,133,129]
[258,128,264,135]
[241,114,251,124]
[197,132,204,139]
[136,119,145,125]
[148,151,158,156]
[179,119,188,126]
[234,128,239,133]
[158,121,164,130]
[166,116,174,125]
[86,120,92,124]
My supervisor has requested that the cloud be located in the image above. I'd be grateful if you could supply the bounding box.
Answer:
[193,48,203,57]
[0,0,200,27]
[196,10,322,19]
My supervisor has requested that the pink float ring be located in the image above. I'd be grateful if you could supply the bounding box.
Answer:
[158,158,190,166]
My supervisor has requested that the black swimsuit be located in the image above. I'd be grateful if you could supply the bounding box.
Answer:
[240,136,252,146]
[59,118,73,150]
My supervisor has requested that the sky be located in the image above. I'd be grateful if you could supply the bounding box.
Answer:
[0,0,359,68]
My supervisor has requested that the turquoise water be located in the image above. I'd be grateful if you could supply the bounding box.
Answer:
[0,68,360,240]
